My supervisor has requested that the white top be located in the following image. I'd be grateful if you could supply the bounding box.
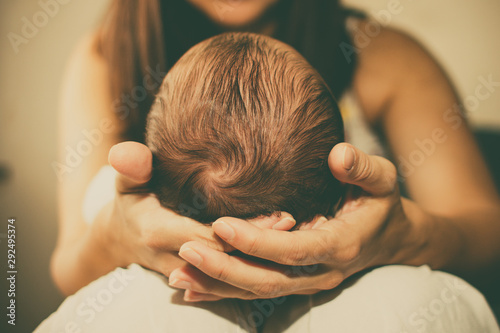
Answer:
[82,165,117,224]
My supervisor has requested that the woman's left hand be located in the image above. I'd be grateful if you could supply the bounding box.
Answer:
[169,143,421,301]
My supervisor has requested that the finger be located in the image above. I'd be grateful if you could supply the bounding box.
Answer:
[247,212,296,231]
[108,141,153,193]
[212,217,334,265]
[149,215,235,253]
[294,289,324,295]
[184,288,321,302]
[178,241,330,298]
[169,266,254,300]
[183,290,223,302]
[297,215,328,230]
[328,143,397,196]
[170,266,325,300]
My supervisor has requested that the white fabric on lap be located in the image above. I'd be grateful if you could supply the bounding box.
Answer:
[264,265,500,333]
[35,264,254,333]
[35,265,500,332]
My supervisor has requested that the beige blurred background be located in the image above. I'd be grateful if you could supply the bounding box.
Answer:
[0,0,499,331]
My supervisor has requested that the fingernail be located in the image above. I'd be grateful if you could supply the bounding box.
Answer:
[213,221,235,241]
[184,291,205,302]
[343,146,355,171]
[169,278,192,290]
[273,217,296,230]
[312,216,328,229]
[179,247,203,266]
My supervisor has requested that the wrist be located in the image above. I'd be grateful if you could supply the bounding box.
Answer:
[90,200,130,268]
[394,198,465,270]
[381,198,430,267]
[376,198,419,266]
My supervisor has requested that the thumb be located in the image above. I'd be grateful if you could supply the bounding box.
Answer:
[328,143,397,196]
[108,141,153,193]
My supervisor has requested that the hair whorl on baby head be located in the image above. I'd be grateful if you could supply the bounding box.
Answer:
[145,32,344,224]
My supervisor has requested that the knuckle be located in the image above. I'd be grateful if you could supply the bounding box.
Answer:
[283,240,308,265]
[151,256,184,278]
[313,234,334,263]
[213,262,231,281]
[319,273,344,291]
[285,248,305,265]
[244,234,262,256]
[196,234,224,252]
[254,282,281,298]
[143,227,163,250]
[241,290,258,300]
[191,224,230,252]
[335,239,361,264]
[351,157,374,183]
[156,263,173,278]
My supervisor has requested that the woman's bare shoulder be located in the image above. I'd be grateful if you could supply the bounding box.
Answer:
[64,32,107,81]
[63,32,111,94]
[351,20,444,121]
[60,31,122,131]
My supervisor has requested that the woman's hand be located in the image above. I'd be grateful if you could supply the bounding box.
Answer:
[99,141,296,278]
[168,143,423,301]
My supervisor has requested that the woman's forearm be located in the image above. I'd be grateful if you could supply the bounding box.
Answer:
[51,202,120,296]
[399,198,500,281]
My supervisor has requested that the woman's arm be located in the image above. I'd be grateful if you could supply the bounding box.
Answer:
[165,25,500,301]
[51,34,125,294]
[354,26,500,275]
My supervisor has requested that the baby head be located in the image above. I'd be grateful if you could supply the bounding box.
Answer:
[146,32,344,224]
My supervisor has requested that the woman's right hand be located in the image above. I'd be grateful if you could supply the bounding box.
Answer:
[101,141,296,277]
[101,141,224,276]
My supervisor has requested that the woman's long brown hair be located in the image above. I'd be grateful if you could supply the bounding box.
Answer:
[96,0,359,142]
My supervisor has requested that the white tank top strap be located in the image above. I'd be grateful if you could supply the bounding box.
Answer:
[82,165,117,224]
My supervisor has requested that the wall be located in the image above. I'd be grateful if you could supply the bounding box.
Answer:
[342,0,500,129]
[0,1,109,332]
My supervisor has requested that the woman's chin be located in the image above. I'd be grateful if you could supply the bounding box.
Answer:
[188,0,279,28]
[213,14,264,29]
